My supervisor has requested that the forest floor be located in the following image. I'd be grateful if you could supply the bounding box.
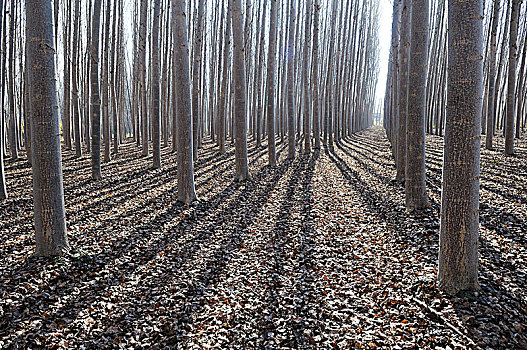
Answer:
[1,127,526,349]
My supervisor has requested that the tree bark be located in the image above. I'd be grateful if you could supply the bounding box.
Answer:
[312,0,321,149]
[90,0,103,180]
[438,0,483,294]
[172,0,197,204]
[139,0,148,156]
[405,0,429,209]
[152,0,162,169]
[485,0,500,150]
[266,0,278,166]
[230,0,250,181]
[26,0,69,256]
[72,0,82,157]
[396,0,411,183]
[0,0,6,200]
[303,0,312,154]
[504,0,520,155]
[287,0,296,160]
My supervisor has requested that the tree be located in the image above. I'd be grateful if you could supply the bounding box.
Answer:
[405,0,428,209]
[102,0,112,163]
[312,0,321,149]
[286,0,296,160]
[26,0,69,256]
[90,0,103,180]
[396,0,411,183]
[63,0,72,151]
[7,0,18,160]
[72,0,82,157]
[172,0,197,204]
[230,0,250,181]
[266,0,278,166]
[485,0,500,150]
[438,0,484,294]
[139,0,148,157]
[504,0,520,155]
[0,0,6,200]
[302,0,312,154]
[152,0,162,169]
[192,0,206,161]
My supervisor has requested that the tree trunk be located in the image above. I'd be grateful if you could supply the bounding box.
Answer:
[287,0,296,160]
[90,0,103,180]
[72,0,82,157]
[102,0,111,163]
[152,0,162,169]
[63,0,72,151]
[312,0,320,149]
[396,0,411,183]
[266,0,278,166]
[230,0,250,181]
[192,0,205,161]
[172,0,197,204]
[8,0,18,160]
[0,0,6,200]
[139,0,148,156]
[303,0,312,154]
[504,0,520,155]
[26,0,69,256]
[438,0,483,294]
[405,0,429,209]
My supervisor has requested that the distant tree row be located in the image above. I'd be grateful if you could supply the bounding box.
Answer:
[0,0,380,255]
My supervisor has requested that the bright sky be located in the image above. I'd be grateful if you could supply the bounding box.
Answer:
[376,0,393,109]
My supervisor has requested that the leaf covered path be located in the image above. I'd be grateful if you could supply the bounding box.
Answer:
[1,128,526,349]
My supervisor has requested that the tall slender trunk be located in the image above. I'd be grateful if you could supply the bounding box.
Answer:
[0,0,6,199]
[63,1,72,150]
[72,0,82,157]
[152,0,162,168]
[27,0,69,256]
[287,0,296,159]
[172,0,197,204]
[266,0,278,166]
[312,0,320,149]
[102,0,111,162]
[405,0,429,209]
[8,0,18,160]
[303,0,312,154]
[139,0,148,156]
[192,0,205,161]
[438,0,484,294]
[90,0,103,180]
[230,0,250,181]
[504,0,520,155]
[396,0,411,183]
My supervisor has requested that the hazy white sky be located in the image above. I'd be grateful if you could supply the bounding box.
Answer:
[376,0,394,106]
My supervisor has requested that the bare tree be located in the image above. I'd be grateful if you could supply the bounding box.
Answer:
[438,0,484,294]
[0,0,6,200]
[286,0,296,160]
[90,0,103,180]
[27,0,69,256]
[405,0,429,209]
[504,0,521,155]
[152,0,162,169]
[396,0,411,183]
[266,0,278,166]
[72,0,82,157]
[230,0,250,180]
[139,0,148,156]
[172,0,197,204]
